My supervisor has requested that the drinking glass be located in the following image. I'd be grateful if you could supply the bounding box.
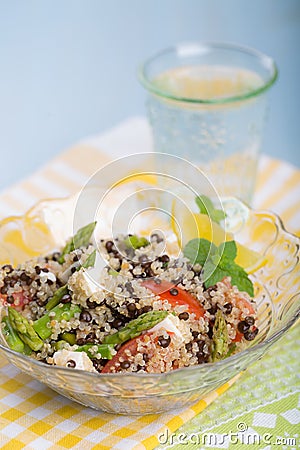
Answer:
[139,42,277,204]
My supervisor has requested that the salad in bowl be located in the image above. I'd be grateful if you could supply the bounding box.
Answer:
[0,192,299,414]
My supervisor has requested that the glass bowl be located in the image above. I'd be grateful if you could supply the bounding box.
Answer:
[0,195,299,415]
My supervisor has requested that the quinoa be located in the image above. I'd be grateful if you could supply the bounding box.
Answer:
[0,231,259,374]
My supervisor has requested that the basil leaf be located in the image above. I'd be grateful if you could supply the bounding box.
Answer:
[183,238,217,266]
[195,195,226,224]
[219,241,237,261]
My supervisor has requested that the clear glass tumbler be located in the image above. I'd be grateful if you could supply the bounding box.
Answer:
[139,42,277,204]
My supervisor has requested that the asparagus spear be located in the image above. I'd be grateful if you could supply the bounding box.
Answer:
[58,222,97,264]
[103,310,168,345]
[2,316,25,353]
[211,310,229,362]
[46,285,68,311]
[75,343,115,360]
[46,249,97,311]
[82,249,96,269]
[8,307,43,351]
[33,303,81,340]
[53,340,114,359]
[61,331,76,345]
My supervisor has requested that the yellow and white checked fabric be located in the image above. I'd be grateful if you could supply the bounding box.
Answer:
[0,117,299,449]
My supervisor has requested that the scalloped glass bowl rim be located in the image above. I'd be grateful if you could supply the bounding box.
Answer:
[0,194,299,382]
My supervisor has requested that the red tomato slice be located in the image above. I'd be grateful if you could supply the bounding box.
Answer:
[0,291,29,311]
[101,332,154,373]
[232,331,243,343]
[235,296,256,316]
[141,279,205,319]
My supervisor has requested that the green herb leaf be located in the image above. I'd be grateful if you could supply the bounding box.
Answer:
[219,240,237,261]
[184,236,254,297]
[220,258,254,297]
[183,238,217,266]
[202,261,227,288]
[195,195,226,224]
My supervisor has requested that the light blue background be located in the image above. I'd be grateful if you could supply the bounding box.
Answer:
[0,0,299,189]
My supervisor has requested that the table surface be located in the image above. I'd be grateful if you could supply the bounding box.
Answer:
[0,117,299,450]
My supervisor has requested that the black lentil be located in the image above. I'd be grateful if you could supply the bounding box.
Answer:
[80,310,92,322]
[158,335,171,348]
[244,328,258,341]
[120,360,130,369]
[178,312,189,321]
[124,282,134,295]
[223,302,233,314]
[138,255,149,264]
[0,286,7,295]
[61,294,72,304]
[245,316,255,326]
[169,288,178,296]
[105,241,114,252]
[111,318,124,329]
[185,342,193,352]
[141,305,153,314]
[237,320,250,334]
[159,255,170,263]
[143,353,149,363]
[66,360,76,368]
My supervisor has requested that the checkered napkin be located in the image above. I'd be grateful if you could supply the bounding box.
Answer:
[0,118,299,450]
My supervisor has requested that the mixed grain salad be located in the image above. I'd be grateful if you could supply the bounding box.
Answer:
[0,199,259,374]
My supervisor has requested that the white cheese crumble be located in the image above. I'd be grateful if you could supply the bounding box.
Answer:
[53,349,96,372]
[149,315,185,344]
[40,270,56,283]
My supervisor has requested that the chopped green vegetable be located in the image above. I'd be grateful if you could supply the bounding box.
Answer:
[46,249,97,311]
[46,285,69,311]
[225,343,237,358]
[195,195,226,224]
[108,268,119,277]
[103,310,168,345]
[211,310,229,362]
[61,331,76,345]
[2,316,25,353]
[8,307,43,351]
[183,238,254,296]
[124,235,149,250]
[53,340,115,359]
[76,343,115,360]
[82,249,96,269]
[58,221,97,263]
[33,303,81,340]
